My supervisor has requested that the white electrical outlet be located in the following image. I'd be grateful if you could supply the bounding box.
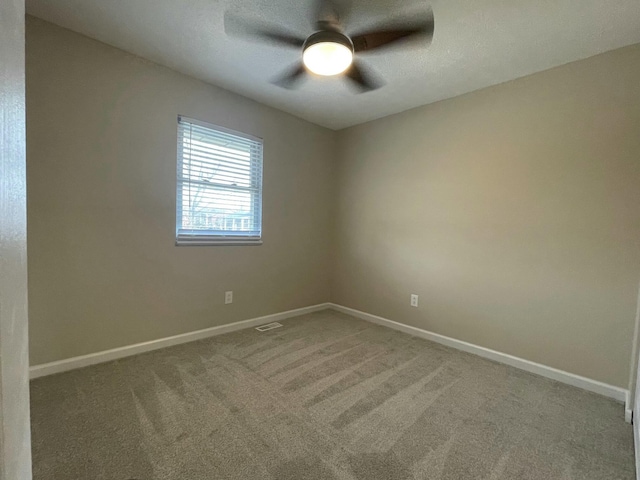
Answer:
[410,294,419,307]
[225,291,233,304]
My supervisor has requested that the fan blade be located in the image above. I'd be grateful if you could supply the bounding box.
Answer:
[224,13,305,48]
[351,8,434,52]
[311,0,340,30]
[272,63,308,89]
[344,61,383,92]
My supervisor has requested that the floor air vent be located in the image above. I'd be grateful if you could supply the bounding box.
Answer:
[255,322,283,332]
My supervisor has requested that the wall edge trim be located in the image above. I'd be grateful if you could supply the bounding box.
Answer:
[329,303,629,406]
[31,301,630,416]
[29,303,332,379]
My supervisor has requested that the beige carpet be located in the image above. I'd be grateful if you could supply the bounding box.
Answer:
[30,310,634,479]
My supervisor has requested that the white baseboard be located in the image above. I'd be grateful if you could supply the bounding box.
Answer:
[329,303,629,405]
[30,301,631,413]
[29,303,331,379]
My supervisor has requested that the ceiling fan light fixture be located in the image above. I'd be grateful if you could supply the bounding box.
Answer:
[302,32,353,76]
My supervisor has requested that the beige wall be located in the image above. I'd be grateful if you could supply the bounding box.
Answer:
[333,44,640,388]
[26,17,336,365]
[0,1,32,478]
[27,15,640,389]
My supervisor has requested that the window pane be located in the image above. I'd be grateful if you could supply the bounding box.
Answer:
[176,116,263,243]
[180,184,255,231]
[181,139,252,188]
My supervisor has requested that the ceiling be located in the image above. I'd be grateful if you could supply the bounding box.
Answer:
[26,0,640,130]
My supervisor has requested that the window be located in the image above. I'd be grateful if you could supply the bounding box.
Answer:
[176,116,263,246]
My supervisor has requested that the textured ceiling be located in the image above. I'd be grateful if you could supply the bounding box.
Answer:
[26,0,640,130]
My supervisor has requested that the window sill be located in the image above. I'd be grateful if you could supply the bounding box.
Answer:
[175,237,263,247]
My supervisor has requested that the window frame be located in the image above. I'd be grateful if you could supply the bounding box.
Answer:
[175,116,264,247]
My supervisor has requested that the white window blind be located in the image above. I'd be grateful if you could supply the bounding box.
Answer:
[176,116,263,246]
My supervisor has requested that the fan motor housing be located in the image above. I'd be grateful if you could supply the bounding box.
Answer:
[303,30,354,53]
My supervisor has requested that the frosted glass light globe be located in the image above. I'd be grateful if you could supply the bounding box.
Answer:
[303,42,353,76]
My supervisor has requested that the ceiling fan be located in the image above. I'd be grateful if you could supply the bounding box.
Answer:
[224,0,434,92]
